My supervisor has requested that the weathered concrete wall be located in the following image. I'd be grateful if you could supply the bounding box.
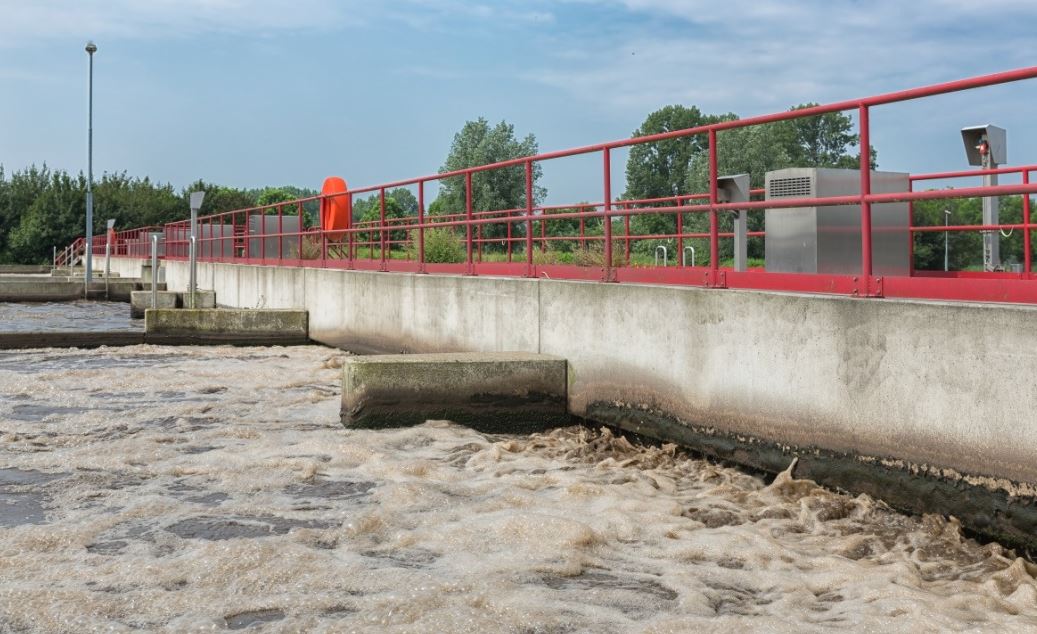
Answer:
[342,353,569,433]
[145,308,308,345]
[114,257,1037,547]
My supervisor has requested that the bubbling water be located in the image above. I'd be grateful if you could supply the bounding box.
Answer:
[0,344,1034,633]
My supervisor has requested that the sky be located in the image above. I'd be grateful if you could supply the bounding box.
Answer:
[1,0,1036,205]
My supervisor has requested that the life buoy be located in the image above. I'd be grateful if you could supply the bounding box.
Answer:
[320,177,351,239]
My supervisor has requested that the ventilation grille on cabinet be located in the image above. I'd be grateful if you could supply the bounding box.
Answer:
[768,176,813,198]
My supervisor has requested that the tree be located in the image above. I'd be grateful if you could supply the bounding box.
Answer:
[434,118,545,250]
[624,105,735,202]
[779,104,877,170]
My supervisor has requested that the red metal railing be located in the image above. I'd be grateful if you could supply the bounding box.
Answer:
[76,65,1037,304]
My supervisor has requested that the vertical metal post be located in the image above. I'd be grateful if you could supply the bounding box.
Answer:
[944,210,951,272]
[603,148,614,281]
[525,160,534,277]
[379,188,388,271]
[465,172,474,275]
[708,129,719,283]
[1025,170,1032,277]
[506,209,513,263]
[859,105,874,284]
[53,246,57,267]
[150,234,158,309]
[104,238,110,299]
[733,210,747,272]
[982,155,1000,271]
[85,43,96,284]
[188,236,197,308]
[418,181,426,273]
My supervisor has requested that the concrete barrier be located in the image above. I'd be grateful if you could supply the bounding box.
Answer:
[0,265,51,274]
[341,353,569,433]
[130,291,179,318]
[0,332,144,349]
[145,308,308,345]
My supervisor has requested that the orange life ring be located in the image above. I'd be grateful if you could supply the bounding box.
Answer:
[320,177,351,239]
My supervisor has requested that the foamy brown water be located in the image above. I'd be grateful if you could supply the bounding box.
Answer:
[0,344,1035,632]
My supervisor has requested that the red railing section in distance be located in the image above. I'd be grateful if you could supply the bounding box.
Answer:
[75,65,1037,305]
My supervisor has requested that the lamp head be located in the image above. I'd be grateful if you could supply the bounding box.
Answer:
[85,41,97,55]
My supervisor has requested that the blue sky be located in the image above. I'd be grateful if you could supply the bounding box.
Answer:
[1,0,1036,205]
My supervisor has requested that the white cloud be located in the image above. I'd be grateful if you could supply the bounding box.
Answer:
[529,0,1036,116]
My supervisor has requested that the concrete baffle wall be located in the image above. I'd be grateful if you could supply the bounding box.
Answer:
[341,353,569,434]
[145,308,308,346]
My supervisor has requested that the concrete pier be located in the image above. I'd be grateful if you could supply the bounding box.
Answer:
[144,308,309,345]
[130,290,214,318]
[341,353,569,433]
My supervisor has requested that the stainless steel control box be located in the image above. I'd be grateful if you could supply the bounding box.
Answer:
[764,168,910,276]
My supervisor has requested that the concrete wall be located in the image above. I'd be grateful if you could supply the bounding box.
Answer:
[113,256,1037,545]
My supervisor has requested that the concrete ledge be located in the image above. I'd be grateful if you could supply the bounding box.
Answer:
[0,332,145,349]
[0,281,89,302]
[341,352,569,433]
[0,265,51,274]
[130,291,179,318]
[145,308,309,345]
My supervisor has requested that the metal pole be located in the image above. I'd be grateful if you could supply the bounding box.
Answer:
[465,172,474,275]
[188,236,197,308]
[944,209,950,272]
[104,239,110,299]
[525,160,534,277]
[603,148,614,281]
[417,181,426,273]
[859,105,874,283]
[151,234,158,309]
[983,152,1000,271]
[85,42,96,284]
[708,130,719,281]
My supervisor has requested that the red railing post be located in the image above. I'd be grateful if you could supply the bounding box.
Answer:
[859,104,875,293]
[465,171,475,275]
[417,181,426,273]
[1025,170,1032,277]
[525,160,534,277]
[708,129,720,285]
[379,188,388,271]
[278,204,284,265]
[603,148,615,282]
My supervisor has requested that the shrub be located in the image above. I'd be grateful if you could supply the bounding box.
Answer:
[407,228,465,263]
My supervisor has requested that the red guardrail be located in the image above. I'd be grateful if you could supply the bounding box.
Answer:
[75,65,1037,304]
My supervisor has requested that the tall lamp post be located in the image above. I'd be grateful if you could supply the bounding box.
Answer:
[85,40,97,283]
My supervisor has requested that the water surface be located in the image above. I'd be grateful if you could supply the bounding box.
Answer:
[0,345,1035,632]
[0,301,139,332]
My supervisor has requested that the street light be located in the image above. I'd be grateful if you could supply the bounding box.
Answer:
[84,40,97,283]
[944,209,952,272]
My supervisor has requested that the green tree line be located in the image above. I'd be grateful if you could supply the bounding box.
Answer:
[3,107,1028,269]
[0,165,316,264]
